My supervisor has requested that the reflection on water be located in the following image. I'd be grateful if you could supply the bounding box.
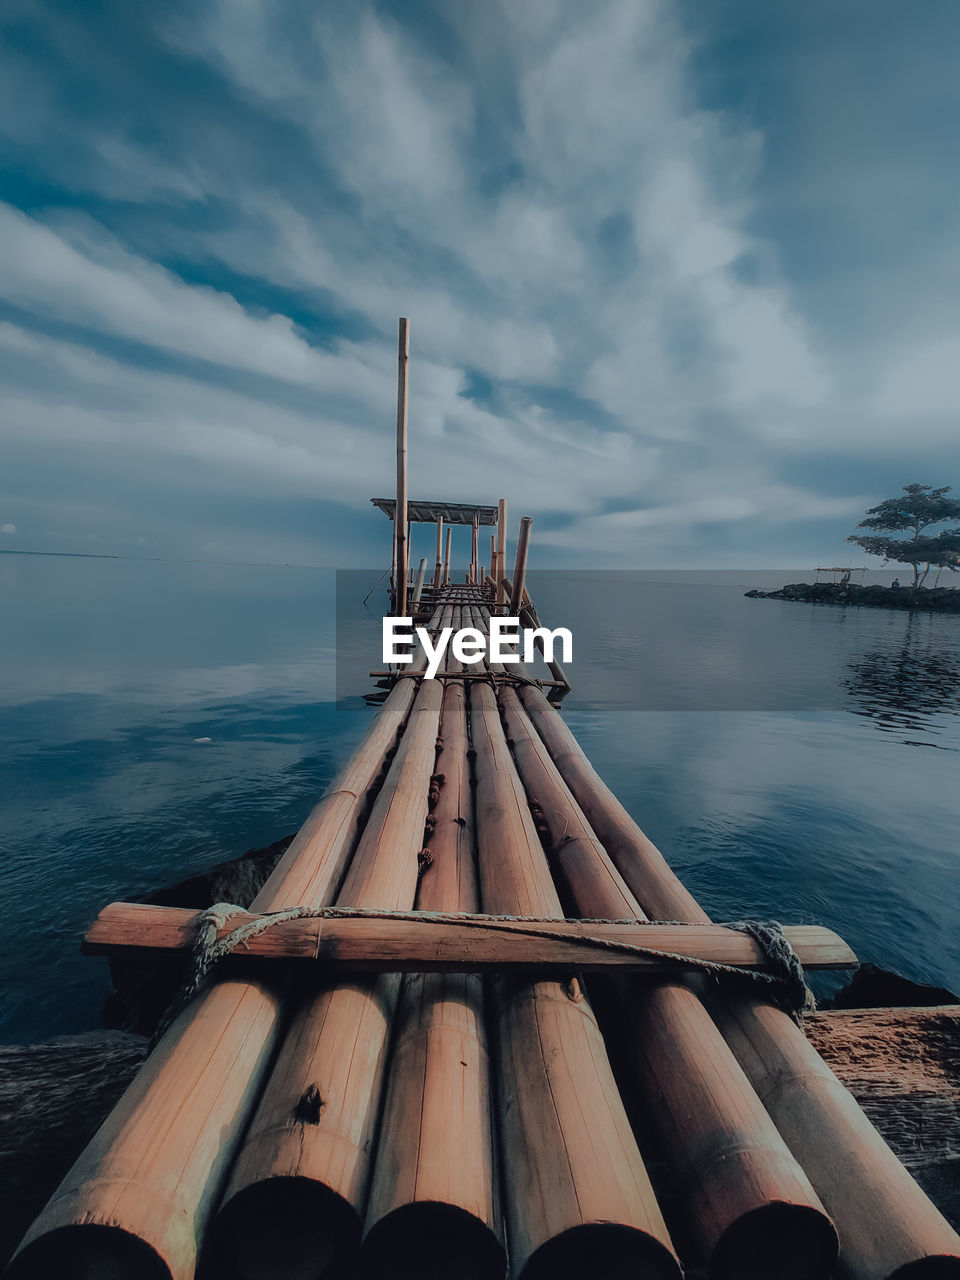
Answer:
[2,556,959,1041]
[845,614,960,743]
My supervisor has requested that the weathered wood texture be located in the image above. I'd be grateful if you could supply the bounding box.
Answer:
[8,666,427,1280]
[500,686,838,1279]
[518,685,960,1280]
[83,904,857,973]
[470,680,681,1280]
[212,677,445,1280]
[361,669,503,1279]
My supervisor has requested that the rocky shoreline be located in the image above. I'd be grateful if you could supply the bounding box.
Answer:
[2,837,959,1264]
[745,581,960,610]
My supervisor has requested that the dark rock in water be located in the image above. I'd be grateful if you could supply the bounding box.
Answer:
[0,1032,147,1267]
[745,582,960,612]
[827,962,960,1010]
[104,833,294,1036]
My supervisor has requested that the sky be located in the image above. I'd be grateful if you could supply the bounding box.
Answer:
[2,0,960,569]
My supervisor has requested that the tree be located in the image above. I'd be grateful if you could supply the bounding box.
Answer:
[847,484,960,587]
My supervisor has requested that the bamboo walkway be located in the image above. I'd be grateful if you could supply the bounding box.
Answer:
[7,322,960,1280]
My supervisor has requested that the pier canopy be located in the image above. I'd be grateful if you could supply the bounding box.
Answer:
[371,497,498,525]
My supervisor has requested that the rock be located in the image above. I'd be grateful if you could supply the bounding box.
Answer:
[827,962,960,1011]
[745,582,960,611]
[0,1032,148,1267]
[103,833,295,1035]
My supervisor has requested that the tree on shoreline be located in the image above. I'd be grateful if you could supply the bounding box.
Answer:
[847,484,960,587]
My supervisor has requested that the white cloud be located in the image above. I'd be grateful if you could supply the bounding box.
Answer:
[2,0,956,564]
[1,522,16,534]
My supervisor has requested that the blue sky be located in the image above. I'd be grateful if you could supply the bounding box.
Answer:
[2,0,960,569]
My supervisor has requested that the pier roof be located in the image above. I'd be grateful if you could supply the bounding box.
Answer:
[371,497,498,524]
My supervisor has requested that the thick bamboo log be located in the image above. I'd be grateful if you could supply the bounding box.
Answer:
[360,671,503,1279]
[517,685,960,1280]
[212,676,445,1280]
[395,318,409,616]
[443,526,451,586]
[499,687,838,1277]
[84,904,857,972]
[509,518,532,615]
[7,674,426,1280]
[469,681,681,1280]
[434,518,444,589]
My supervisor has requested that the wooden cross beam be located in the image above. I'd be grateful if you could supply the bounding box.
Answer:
[83,903,858,975]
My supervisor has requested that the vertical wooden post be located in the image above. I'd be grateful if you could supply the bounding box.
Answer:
[395,318,410,617]
[489,535,496,594]
[434,518,444,589]
[443,527,452,586]
[411,558,428,609]
[496,499,507,605]
[509,517,532,615]
[470,517,479,585]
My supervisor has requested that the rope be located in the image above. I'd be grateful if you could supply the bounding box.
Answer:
[150,906,814,1045]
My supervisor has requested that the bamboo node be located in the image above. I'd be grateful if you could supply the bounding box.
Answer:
[566,978,584,1003]
[294,1084,325,1124]
[428,773,445,808]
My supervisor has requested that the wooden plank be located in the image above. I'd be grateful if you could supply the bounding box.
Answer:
[83,905,857,973]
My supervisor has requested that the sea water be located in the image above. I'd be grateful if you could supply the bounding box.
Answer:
[1,554,958,1042]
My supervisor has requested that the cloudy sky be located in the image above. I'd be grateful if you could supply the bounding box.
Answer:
[2,0,959,569]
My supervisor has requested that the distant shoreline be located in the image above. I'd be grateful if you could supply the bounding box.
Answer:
[746,582,960,612]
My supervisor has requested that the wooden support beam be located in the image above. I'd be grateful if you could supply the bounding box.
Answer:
[434,517,443,589]
[83,905,857,975]
[443,526,451,585]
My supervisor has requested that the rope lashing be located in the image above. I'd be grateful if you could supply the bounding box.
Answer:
[150,907,815,1048]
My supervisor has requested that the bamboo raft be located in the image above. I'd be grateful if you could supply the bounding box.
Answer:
[8,321,960,1280]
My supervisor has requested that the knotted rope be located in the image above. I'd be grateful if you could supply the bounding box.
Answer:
[150,906,815,1047]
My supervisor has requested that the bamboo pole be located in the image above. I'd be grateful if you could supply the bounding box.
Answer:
[212,676,445,1280]
[360,635,503,1279]
[517,686,960,1280]
[469,681,681,1280]
[470,516,479,585]
[411,557,427,608]
[7,672,427,1280]
[496,499,507,606]
[434,518,444,589]
[499,687,838,1277]
[509,517,532,615]
[443,526,452,586]
[395,318,409,617]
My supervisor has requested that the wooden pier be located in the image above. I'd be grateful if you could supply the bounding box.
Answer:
[7,321,960,1280]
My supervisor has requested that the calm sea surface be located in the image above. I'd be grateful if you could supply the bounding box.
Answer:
[2,554,959,1042]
